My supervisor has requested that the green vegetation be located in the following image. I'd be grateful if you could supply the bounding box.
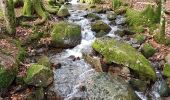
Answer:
[141,43,156,58]
[112,0,122,10]
[134,34,146,44]
[24,64,53,87]
[92,37,156,81]
[163,64,170,78]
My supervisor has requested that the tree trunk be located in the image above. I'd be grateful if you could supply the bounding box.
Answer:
[22,0,32,16]
[159,0,165,39]
[0,0,16,34]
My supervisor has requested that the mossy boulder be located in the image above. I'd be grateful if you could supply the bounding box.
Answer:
[85,13,101,20]
[163,64,170,78]
[24,64,53,87]
[91,20,111,33]
[57,5,70,17]
[0,54,18,90]
[141,43,156,58]
[114,29,125,37]
[107,11,117,21]
[51,21,81,48]
[92,37,156,81]
[134,34,146,44]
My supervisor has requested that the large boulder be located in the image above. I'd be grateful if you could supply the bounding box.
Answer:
[51,21,81,48]
[57,5,70,17]
[92,37,156,81]
[66,73,140,100]
[24,64,53,87]
[91,20,111,35]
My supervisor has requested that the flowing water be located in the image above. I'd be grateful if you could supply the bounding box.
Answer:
[49,0,162,100]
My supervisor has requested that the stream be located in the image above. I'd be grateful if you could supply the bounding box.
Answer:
[49,0,162,100]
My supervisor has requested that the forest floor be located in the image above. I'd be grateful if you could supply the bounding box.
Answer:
[130,0,170,62]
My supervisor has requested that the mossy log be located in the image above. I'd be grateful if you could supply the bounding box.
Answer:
[0,0,16,34]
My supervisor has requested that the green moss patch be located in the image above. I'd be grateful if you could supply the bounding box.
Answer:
[92,37,156,81]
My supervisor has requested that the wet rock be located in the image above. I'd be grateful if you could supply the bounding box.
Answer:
[165,53,170,66]
[115,16,126,25]
[107,11,117,21]
[141,43,156,58]
[91,20,111,33]
[129,78,147,92]
[157,80,170,97]
[51,21,81,48]
[24,64,53,87]
[92,36,156,81]
[37,55,51,68]
[163,64,170,78]
[133,34,146,44]
[83,53,103,72]
[57,5,70,17]
[79,73,140,100]
[114,29,125,37]
[85,13,101,21]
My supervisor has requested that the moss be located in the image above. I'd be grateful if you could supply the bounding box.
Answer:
[86,13,101,20]
[33,0,48,20]
[24,64,53,87]
[134,34,146,44]
[37,55,51,67]
[112,0,122,10]
[92,37,156,81]
[141,43,156,58]
[0,63,17,89]
[14,40,27,62]
[125,7,158,33]
[91,20,111,33]
[51,21,81,47]
[22,0,33,16]
[57,5,70,17]
[129,78,147,92]
[163,64,170,78]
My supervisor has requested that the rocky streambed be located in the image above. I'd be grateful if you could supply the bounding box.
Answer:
[47,1,168,100]
[1,0,170,100]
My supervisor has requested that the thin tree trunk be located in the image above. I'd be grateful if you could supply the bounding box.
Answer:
[0,0,16,34]
[160,0,165,39]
